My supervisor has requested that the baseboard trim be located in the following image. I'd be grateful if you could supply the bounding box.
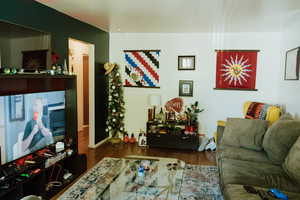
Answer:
[88,137,109,149]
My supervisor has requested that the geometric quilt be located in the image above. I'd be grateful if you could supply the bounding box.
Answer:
[124,50,160,88]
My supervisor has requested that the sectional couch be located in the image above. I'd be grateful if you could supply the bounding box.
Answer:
[216,115,300,200]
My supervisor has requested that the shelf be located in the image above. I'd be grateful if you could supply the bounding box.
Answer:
[0,74,76,79]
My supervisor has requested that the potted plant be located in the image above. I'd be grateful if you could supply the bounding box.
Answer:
[185,101,204,132]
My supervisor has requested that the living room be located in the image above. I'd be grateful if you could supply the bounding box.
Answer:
[0,0,300,200]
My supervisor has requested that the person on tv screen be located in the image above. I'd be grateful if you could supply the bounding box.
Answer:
[22,98,54,152]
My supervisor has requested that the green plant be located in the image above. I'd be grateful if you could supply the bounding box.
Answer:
[185,101,204,123]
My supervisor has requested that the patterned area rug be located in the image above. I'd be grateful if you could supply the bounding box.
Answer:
[59,157,223,200]
[180,165,224,200]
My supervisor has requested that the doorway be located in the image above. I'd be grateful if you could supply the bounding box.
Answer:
[82,54,89,126]
[68,38,95,143]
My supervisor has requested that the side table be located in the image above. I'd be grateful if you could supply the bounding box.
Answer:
[146,121,199,150]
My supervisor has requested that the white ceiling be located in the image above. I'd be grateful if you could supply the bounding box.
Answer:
[36,0,300,33]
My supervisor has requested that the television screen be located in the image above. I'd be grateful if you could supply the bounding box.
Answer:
[0,91,66,164]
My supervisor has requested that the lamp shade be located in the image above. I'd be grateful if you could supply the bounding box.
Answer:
[149,94,161,107]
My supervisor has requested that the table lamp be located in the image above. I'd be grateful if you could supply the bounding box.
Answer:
[149,94,161,121]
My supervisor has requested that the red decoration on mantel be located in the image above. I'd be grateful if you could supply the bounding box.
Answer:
[216,50,259,90]
[165,98,183,113]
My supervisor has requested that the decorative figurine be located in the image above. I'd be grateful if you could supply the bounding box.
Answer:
[138,131,147,147]
[129,133,136,143]
[3,67,10,74]
[18,68,24,74]
[11,68,17,75]
[123,133,129,143]
[63,59,69,75]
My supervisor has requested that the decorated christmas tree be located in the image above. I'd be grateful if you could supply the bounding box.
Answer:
[104,63,126,142]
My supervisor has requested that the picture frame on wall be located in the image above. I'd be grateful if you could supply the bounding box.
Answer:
[178,56,195,70]
[285,47,300,80]
[179,80,193,97]
[9,95,25,121]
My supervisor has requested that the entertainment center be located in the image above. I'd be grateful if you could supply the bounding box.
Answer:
[0,74,87,199]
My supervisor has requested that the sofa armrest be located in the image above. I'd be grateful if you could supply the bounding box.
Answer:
[216,120,226,146]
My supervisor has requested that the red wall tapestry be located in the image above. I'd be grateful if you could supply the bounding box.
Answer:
[215,50,259,90]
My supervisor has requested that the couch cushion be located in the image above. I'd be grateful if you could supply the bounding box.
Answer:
[217,145,272,164]
[224,184,300,200]
[280,113,294,120]
[220,158,300,193]
[222,118,268,151]
[262,119,300,164]
[283,136,300,185]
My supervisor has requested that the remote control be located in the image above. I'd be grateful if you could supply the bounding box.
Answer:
[268,188,288,200]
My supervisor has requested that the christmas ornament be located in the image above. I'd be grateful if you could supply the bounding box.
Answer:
[104,62,126,144]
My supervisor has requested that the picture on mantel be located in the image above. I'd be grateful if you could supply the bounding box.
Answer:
[215,50,259,91]
[124,50,160,88]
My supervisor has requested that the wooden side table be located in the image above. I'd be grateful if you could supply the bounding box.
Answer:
[146,121,199,150]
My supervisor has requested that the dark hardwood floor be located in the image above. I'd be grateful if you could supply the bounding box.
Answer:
[78,128,216,170]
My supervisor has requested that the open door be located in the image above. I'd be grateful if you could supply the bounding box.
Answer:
[83,55,89,126]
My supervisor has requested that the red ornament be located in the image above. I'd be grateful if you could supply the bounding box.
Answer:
[51,52,60,65]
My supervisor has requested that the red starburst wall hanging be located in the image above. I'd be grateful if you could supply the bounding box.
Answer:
[215,50,259,90]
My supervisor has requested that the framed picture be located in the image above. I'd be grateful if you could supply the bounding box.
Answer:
[9,95,25,121]
[179,80,193,97]
[178,56,195,70]
[124,50,160,88]
[215,49,259,91]
[285,47,300,80]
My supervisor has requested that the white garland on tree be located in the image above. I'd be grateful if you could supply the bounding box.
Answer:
[104,63,125,138]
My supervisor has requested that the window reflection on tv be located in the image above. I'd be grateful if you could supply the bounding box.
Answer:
[0,91,65,164]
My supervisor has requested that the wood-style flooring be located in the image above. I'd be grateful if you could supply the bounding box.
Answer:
[78,129,216,170]
[53,129,216,199]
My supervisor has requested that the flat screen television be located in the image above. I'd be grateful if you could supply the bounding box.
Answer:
[0,91,66,164]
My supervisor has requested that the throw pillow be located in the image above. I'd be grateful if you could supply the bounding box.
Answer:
[222,118,268,151]
[283,136,300,185]
[262,119,300,164]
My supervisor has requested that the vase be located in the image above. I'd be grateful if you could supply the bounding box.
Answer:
[109,137,122,144]
[108,130,122,144]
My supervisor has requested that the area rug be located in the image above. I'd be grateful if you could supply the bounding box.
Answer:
[58,157,223,200]
[180,165,224,200]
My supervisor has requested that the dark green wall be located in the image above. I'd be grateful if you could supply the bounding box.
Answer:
[0,0,109,144]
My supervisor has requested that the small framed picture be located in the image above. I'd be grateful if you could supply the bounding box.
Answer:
[178,56,195,70]
[285,47,300,80]
[179,80,193,97]
[9,95,25,121]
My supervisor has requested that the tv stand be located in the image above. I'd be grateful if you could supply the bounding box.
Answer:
[0,149,87,199]
[0,75,85,199]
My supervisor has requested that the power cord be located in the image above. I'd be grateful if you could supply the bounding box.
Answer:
[46,164,63,191]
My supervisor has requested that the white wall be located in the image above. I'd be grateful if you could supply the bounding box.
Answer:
[69,39,89,132]
[278,12,300,117]
[110,32,282,137]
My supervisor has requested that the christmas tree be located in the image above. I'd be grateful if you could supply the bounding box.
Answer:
[104,63,125,139]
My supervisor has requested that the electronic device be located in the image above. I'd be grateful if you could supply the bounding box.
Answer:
[0,91,66,165]
[268,188,288,200]
[63,172,72,180]
[45,152,66,168]
[55,142,65,153]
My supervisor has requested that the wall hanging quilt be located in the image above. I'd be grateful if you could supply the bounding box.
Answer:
[215,50,259,90]
[124,50,160,88]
